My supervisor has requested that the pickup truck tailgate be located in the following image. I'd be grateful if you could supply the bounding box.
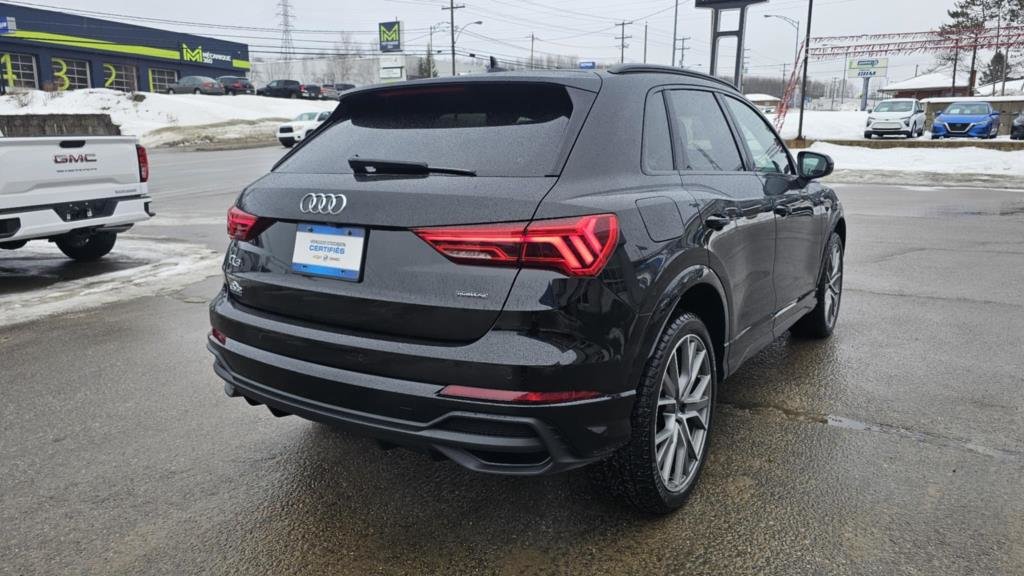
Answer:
[0,136,145,210]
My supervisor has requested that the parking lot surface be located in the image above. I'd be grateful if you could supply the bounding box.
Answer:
[2,148,1022,575]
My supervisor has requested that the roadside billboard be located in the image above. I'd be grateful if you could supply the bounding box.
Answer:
[379,21,402,53]
[847,58,889,78]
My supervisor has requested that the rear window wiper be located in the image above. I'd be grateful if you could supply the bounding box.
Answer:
[348,157,476,177]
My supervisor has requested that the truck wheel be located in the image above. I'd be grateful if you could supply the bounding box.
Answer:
[791,232,844,339]
[594,312,717,514]
[55,231,117,262]
[279,138,295,148]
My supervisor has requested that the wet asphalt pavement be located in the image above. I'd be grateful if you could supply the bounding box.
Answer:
[2,148,1023,575]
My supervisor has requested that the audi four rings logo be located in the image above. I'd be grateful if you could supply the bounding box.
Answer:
[299,193,348,215]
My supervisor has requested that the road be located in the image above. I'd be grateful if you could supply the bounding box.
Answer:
[2,148,1023,575]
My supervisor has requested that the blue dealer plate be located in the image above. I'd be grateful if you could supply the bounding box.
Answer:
[291,224,366,281]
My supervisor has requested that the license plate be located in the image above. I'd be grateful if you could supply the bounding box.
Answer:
[291,224,365,281]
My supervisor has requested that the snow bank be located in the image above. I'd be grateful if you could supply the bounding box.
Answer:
[0,89,335,146]
[778,110,869,141]
[805,142,1024,177]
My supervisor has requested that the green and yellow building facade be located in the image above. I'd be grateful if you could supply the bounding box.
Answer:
[0,2,250,93]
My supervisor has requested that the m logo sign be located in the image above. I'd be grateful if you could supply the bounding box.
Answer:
[379,21,401,53]
[182,44,204,63]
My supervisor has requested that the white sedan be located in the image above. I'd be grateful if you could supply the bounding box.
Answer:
[277,111,331,148]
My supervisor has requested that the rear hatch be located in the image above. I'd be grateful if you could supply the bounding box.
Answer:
[229,80,597,342]
[0,136,142,209]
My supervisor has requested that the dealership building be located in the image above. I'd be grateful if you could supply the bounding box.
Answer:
[0,3,250,93]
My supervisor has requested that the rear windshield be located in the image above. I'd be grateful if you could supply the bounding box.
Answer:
[276,83,576,177]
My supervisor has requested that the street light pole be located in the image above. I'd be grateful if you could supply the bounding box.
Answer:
[797,0,813,141]
[764,14,800,66]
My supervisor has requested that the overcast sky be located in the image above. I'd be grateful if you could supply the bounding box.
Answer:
[10,0,961,85]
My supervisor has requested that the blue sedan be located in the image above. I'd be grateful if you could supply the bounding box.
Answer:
[932,102,1001,139]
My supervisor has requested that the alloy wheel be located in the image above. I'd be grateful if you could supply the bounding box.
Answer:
[825,242,843,327]
[654,334,712,492]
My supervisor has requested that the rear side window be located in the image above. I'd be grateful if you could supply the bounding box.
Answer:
[666,91,743,172]
[276,83,576,177]
[644,93,674,171]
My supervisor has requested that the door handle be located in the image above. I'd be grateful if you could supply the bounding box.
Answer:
[774,205,791,217]
[705,214,731,231]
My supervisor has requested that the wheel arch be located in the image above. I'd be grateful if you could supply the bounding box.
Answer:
[632,265,731,387]
[834,216,847,246]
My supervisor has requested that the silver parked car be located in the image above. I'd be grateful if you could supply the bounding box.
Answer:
[166,76,225,95]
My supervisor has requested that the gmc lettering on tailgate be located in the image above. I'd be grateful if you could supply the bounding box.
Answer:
[54,154,97,164]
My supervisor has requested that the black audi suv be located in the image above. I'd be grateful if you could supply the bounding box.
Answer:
[208,65,845,513]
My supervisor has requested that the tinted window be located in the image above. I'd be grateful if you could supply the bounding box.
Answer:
[277,83,578,177]
[667,91,743,172]
[644,93,674,171]
[317,112,331,121]
[723,97,793,174]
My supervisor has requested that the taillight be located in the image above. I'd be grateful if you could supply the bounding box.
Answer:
[227,206,269,241]
[439,385,602,404]
[136,144,149,182]
[414,214,619,277]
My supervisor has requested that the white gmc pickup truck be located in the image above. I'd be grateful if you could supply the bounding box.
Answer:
[0,131,153,260]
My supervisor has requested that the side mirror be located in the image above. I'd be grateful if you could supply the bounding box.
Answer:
[867,108,873,113]
[798,151,834,181]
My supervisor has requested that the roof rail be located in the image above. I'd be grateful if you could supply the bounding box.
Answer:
[606,64,737,90]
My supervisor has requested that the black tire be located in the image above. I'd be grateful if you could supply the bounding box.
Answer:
[593,312,718,515]
[279,138,295,148]
[193,88,202,95]
[864,132,873,139]
[289,93,298,99]
[791,232,844,339]
[55,231,117,262]
[167,89,174,95]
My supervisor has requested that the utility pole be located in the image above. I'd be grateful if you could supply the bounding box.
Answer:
[671,0,679,67]
[678,36,691,67]
[643,22,648,64]
[529,33,536,69]
[797,0,814,142]
[442,0,465,76]
[616,21,633,64]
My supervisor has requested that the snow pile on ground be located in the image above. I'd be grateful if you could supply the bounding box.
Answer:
[0,89,335,147]
[805,142,1024,177]
[777,110,868,140]
[0,236,221,328]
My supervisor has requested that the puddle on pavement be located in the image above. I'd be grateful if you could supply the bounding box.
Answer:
[0,257,148,296]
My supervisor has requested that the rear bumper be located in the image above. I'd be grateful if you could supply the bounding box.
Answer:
[207,292,636,475]
[0,195,151,242]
